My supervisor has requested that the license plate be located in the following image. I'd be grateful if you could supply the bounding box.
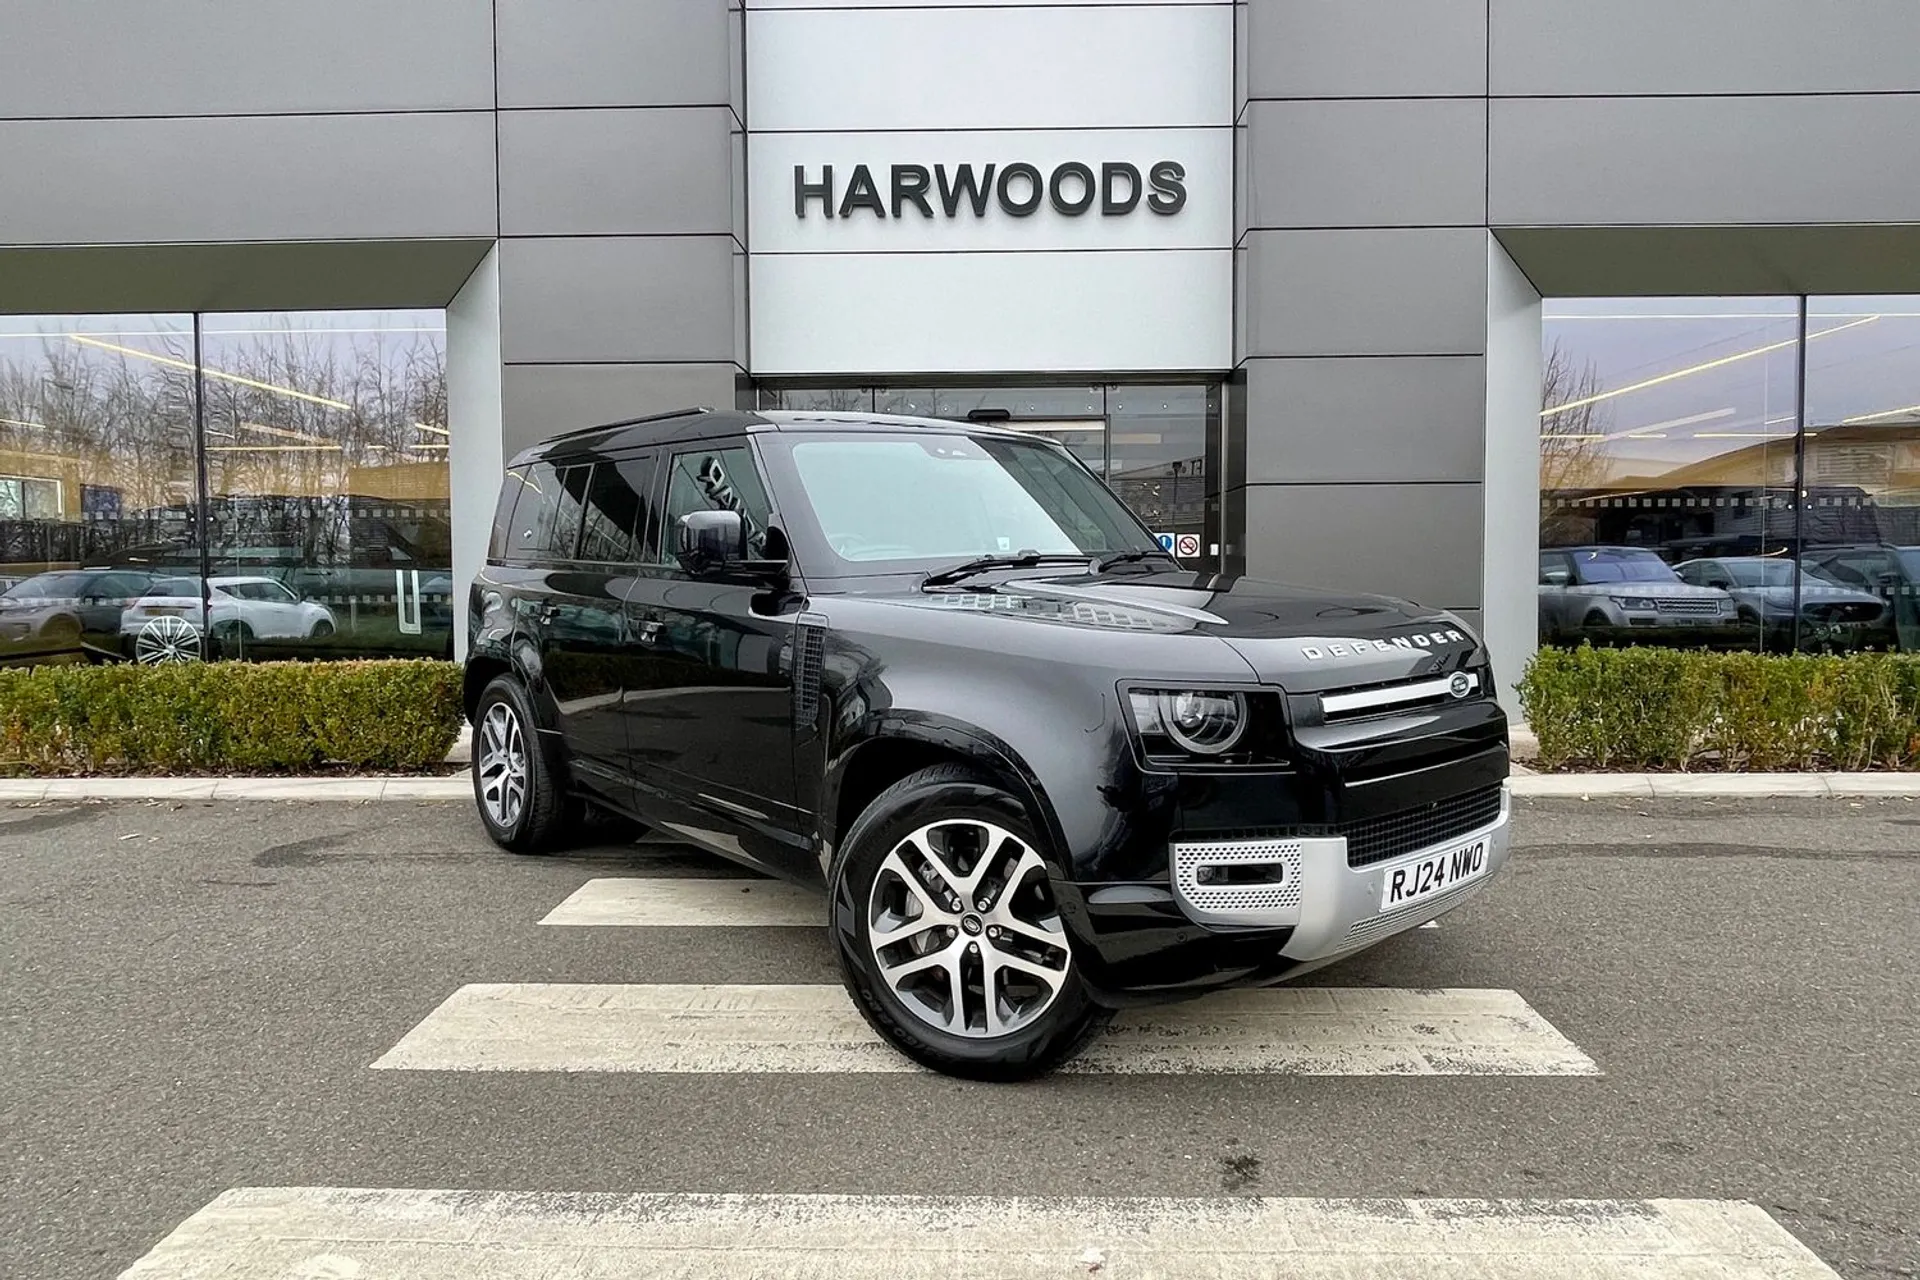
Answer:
[1380,837,1489,911]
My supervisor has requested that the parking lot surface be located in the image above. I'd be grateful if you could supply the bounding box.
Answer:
[2,795,1915,1277]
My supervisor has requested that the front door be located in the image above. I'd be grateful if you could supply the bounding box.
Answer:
[620,438,803,875]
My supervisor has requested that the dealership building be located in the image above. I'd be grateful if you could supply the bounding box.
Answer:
[6,0,1920,707]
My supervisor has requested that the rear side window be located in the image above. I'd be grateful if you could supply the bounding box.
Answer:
[487,468,528,561]
[577,454,659,564]
[502,461,590,562]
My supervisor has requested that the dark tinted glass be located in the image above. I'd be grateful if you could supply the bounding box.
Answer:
[489,469,527,560]
[661,445,774,561]
[578,455,656,564]
[504,462,578,560]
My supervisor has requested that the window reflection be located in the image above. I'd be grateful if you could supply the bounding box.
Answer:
[1539,296,1920,655]
[0,311,450,668]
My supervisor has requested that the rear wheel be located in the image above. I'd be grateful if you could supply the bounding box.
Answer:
[829,764,1110,1081]
[471,675,573,855]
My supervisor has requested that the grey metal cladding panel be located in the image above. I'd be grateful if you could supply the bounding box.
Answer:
[1241,357,1486,484]
[1491,0,1920,96]
[1242,99,1486,229]
[502,363,744,454]
[499,108,735,237]
[0,114,497,245]
[1238,229,1490,358]
[499,236,739,364]
[1242,482,1484,609]
[497,0,732,108]
[1245,0,1487,99]
[1491,96,1920,227]
[0,0,492,118]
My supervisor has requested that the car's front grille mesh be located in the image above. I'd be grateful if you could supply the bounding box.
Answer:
[1341,785,1505,869]
[1652,597,1719,614]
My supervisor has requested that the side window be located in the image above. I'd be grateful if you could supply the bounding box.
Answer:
[487,468,528,560]
[1539,552,1571,584]
[659,444,774,563]
[577,454,658,564]
[504,461,589,562]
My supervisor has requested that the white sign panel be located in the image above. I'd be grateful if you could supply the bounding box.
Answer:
[745,0,1233,376]
[745,6,1233,133]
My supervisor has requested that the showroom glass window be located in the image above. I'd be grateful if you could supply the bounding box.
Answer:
[756,383,1216,566]
[1538,296,1920,656]
[0,310,449,668]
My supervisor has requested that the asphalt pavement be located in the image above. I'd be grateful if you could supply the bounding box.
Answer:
[1,794,1916,1277]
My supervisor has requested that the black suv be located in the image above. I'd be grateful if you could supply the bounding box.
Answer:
[466,408,1512,1080]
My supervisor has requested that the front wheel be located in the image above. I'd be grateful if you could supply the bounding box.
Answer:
[828,764,1110,1081]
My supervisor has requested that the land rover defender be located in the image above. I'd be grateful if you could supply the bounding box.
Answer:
[465,408,1512,1080]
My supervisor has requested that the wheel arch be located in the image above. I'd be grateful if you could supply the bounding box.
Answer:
[821,715,1067,880]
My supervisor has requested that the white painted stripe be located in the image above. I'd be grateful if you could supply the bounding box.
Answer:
[117,1190,1840,1279]
[539,878,819,927]
[370,985,1600,1076]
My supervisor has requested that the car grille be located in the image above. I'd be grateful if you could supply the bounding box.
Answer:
[1653,597,1719,615]
[1341,784,1506,869]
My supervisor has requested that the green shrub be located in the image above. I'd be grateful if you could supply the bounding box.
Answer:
[1518,646,1920,771]
[0,659,463,776]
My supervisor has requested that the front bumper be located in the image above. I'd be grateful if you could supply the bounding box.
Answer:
[1171,785,1511,964]
[1064,783,1512,1006]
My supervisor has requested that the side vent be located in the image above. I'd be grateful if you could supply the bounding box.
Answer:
[793,614,828,735]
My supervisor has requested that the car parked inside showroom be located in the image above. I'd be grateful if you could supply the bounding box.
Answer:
[1537,546,1737,645]
[119,574,338,663]
[0,567,162,665]
[1672,555,1891,651]
[463,408,1513,1081]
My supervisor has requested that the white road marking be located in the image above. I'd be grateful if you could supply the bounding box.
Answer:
[370,984,1601,1075]
[538,877,819,927]
[117,1189,1841,1279]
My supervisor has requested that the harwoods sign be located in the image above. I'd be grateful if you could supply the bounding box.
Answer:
[793,161,1188,220]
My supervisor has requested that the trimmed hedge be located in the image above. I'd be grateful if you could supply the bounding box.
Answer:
[0,659,464,776]
[1518,646,1920,772]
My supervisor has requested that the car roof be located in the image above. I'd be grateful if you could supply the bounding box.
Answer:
[505,406,1034,466]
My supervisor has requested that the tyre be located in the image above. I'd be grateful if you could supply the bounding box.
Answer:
[828,764,1111,1081]
[133,615,203,665]
[470,675,575,855]
[211,620,254,660]
[310,618,335,639]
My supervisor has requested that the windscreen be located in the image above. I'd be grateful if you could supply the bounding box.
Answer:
[1571,549,1678,584]
[787,433,1160,566]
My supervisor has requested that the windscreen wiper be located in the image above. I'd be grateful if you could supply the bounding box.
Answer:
[921,552,1094,588]
[1092,549,1180,574]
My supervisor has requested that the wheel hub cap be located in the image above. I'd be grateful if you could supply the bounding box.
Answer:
[476,703,528,829]
[865,818,1071,1040]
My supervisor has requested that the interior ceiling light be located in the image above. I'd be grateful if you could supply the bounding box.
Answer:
[0,416,48,430]
[414,422,450,436]
[1541,315,1879,420]
[205,444,342,453]
[66,335,352,411]
[1841,400,1920,425]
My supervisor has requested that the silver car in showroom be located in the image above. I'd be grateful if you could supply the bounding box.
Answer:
[1538,546,1736,645]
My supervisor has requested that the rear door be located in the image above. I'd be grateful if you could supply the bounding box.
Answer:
[500,458,632,800]
[620,436,805,874]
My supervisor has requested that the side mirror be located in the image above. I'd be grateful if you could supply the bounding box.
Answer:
[1541,570,1571,587]
[676,509,748,575]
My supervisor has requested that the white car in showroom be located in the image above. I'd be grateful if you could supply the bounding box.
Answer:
[120,575,337,663]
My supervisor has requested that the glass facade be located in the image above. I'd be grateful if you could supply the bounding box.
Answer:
[755,383,1218,566]
[1539,296,1920,654]
[0,311,450,667]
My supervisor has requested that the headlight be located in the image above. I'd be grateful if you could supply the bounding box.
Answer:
[1128,689,1248,756]
[1609,596,1655,610]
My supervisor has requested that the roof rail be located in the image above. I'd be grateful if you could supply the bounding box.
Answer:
[540,405,715,447]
